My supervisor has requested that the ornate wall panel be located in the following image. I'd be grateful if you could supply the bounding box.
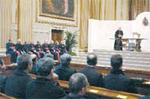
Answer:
[36,0,79,27]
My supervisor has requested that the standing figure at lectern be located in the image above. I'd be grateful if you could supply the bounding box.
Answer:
[114,27,123,51]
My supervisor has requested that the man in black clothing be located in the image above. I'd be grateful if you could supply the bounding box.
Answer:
[5,54,32,98]
[8,45,18,63]
[54,53,76,81]
[63,73,89,99]
[104,54,137,93]
[22,41,30,52]
[59,40,67,55]
[28,42,35,51]
[15,39,23,52]
[6,39,13,54]
[42,40,49,52]
[114,27,123,51]
[49,41,60,60]
[79,53,103,87]
[35,41,42,51]
[26,57,65,99]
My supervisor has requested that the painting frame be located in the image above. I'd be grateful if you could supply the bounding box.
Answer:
[36,0,78,26]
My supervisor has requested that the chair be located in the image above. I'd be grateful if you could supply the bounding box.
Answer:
[133,32,140,38]
[128,32,141,51]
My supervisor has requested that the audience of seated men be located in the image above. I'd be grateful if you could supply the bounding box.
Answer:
[5,39,67,63]
[63,73,89,99]
[79,53,104,87]
[5,54,32,98]
[104,54,137,93]
[54,53,76,81]
[26,57,66,99]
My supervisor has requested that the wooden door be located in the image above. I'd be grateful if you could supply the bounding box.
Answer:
[52,29,63,43]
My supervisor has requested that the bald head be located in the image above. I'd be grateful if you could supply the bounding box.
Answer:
[111,54,123,69]
[36,57,54,76]
[60,53,71,66]
[87,53,97,65]
[17,54,32,70]
[69,73,89,94]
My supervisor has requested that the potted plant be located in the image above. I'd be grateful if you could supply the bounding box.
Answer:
[64,31,77,55]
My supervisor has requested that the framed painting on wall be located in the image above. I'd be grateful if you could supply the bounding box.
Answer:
[37,0,78,26]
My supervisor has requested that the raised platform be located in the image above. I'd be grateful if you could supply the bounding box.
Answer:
[72,50,150,71]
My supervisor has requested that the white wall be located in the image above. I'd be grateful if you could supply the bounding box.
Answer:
[88,12,150,52]
[132,12,150,52]
[32,23,79,44]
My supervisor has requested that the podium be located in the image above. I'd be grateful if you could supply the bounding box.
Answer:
[122,38,146,52]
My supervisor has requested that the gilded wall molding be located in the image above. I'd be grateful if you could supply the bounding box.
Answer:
[36,0,79,27]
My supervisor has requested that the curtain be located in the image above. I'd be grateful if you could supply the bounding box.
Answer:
[18,0,33,42]
[129,0,150,20]
[0,0,12,48]
[79,0,123,50]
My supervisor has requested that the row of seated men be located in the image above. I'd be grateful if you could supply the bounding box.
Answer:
[6,39,66,63]
[0,53,149,99]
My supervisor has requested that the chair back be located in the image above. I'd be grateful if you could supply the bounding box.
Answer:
[133,33,140,38]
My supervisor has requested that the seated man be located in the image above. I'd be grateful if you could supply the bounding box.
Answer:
[64,73,89,99]
[104,54,137,93]
[54,53,76,81]
[26,57,66,99]
[79,53,103,87]
[0,58,7,92]
[5,54,32,98]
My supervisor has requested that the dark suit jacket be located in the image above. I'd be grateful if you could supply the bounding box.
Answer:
[54,64,76,81]
[0,75,7,92]
[6,42,13,51]
[5,69,32,98]
[79,66,104,87]
[63,93,87,99]
[59,44,66,55]
[104,69,137,93]
[16,43,23,51]
[26,77,66,99]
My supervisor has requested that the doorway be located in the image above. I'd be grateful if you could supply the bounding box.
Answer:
[51,29,63,43]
